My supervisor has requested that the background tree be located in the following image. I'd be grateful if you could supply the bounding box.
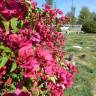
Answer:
[78,6,92,24]
[82,20,96,33]
[91,12,96,21]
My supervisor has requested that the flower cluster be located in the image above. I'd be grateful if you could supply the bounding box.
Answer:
[0,0,77,96]
[0,0,28,20]
[4,91,31,96]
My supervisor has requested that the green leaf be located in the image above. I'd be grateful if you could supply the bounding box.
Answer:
[17,20,23,29]
[10,62,17,72]
[8,83,16,93]
[11,52,15,57]
[49,76,57,83]
[11,18,19,33]
[3,47,12,53]
[2,21,9,34]
[40,90,48,96]
[0,44,4,49]
[0,56,8,68]
[10,73,18,79]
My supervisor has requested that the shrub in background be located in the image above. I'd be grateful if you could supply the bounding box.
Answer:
[82,20,96,33]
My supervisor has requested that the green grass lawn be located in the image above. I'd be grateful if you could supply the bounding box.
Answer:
[64,34,96,96]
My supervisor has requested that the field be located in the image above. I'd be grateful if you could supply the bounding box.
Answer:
[64,34,96,96]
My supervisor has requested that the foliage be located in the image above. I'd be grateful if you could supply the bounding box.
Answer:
[0,0,77,96]
[82,20,96,33]
[91,12,96,21]
[78,6,92,24]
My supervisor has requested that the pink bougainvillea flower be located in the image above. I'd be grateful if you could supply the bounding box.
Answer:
[6,77,12,86]
[36,47,53,61]
[48,42,54,48]
[48,82,64,96]
[45,65,53,75]
[43,4,51,12]
[60,16,66,21]
[19,39,32,48]
[20,57,40,71]
[22,70,33,78]
[68,64,78,74]
[0,80,3,86]
[0,66,6,75]
[3,93,17,96]
[9,34,20,43]
[3,90,31,96]
[1,9,16,20]
[0,75,2,80]
[45,4,51,9]
[0,0,28,20]
[19,28,32,36]
[15,88,22,95]
[60,16,70,23]
[57,66,74,89]
[65,73,74,88]
[56,9,63,15]
[51,87,64,96]
[19,91,31,96]
[31,1,37,10]
[49,9,56,17]
[44,61,58,76]
[58,67,67,84]
[0,66,7,86]
[64,60,78,74]
[0,1,4,11]
[15,88,32,96]
[18,44,33,59]
[31,32,41,46]
[25,70,42,79]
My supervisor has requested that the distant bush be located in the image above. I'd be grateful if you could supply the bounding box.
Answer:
[82,20,96,33]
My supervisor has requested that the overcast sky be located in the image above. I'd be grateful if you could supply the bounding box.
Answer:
[36,0,96,16]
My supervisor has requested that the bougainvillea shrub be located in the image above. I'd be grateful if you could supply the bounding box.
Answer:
[0,0,77,96]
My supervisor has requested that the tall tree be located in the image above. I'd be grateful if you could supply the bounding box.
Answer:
[91,12,96,21]
[78,7,92,24]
